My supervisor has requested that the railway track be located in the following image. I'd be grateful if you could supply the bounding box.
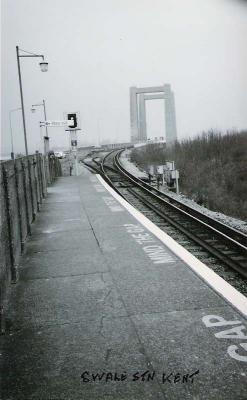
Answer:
[82,149,247,285]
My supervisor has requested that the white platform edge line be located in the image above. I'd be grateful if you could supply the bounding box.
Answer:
[96,174,247,318]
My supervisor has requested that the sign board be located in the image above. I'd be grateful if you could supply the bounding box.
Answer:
[64,111,81,131]
[157,165,164,174]
[164,170,171,183]
[166,161,175,171]
[148,165,154,175]
[171,170,179,179]
[41,120,74,127]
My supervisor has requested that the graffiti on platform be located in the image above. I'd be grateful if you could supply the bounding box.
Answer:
[103,196,124,212]
[123,223,176,264]
[202,314,247,362]
[81,369,199,384]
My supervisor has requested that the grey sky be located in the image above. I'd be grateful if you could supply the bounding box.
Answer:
[1,0,247,155]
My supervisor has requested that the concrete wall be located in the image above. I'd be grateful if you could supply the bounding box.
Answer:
[0,153,61,325]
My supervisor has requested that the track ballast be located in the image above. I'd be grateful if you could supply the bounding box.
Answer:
[82,149,247,293]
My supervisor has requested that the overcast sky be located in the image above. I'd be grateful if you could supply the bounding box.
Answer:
[1,0,247,155]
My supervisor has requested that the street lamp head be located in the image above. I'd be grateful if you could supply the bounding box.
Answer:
[31,107,36,113]
[39,61,48,72]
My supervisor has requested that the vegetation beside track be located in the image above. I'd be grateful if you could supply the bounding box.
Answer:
[130,130,247,220]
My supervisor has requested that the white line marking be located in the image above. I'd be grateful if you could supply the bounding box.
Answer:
[96,174,247,318]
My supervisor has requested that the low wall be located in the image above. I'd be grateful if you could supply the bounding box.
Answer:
[0,153,61,326]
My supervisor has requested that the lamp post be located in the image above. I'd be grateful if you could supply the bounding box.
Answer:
[9,107,22,159]
[16,46,48,156]
[31,99,49,154]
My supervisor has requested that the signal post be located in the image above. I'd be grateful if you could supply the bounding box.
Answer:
[40,112,81,176]
[65,112,81,176]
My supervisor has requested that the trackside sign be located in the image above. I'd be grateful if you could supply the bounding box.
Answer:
[40,120,74,127]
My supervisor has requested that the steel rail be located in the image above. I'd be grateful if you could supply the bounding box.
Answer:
[99,149,247,278]
[127,187,246,277]
[115,150,247,250]
[99,150,126,198]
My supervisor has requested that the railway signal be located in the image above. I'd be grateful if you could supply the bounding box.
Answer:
[64,111,81,131]
[67,113,77,129]
[65,111,82,176]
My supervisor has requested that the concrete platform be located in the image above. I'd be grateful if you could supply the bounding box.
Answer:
[1,167,247,400]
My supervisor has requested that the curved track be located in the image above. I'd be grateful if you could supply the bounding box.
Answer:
[82,149,247,280]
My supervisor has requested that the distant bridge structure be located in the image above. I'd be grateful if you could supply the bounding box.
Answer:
[130,84,177,146]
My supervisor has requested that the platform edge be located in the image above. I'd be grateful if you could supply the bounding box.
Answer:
[96,174,247,318]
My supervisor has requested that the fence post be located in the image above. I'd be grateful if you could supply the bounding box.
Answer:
[38,154,45,198]
[27,157,35,221]
[13,160,24,252]
[21,159,31,236]
[48,154,53,183]
[51,156,53,182]
[33,156,40,212]
[2,164,18,283]
[47,154,51,185]
[35,152,43,202]
[42,156,48,196]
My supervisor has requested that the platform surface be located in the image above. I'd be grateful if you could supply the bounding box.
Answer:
[1,167,247,400]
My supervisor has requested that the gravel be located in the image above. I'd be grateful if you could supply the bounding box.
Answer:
[120,150,247,235]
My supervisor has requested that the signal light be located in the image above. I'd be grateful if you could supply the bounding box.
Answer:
[67,113,77,129]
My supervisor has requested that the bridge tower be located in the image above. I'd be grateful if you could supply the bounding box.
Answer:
[130,84,177,146]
